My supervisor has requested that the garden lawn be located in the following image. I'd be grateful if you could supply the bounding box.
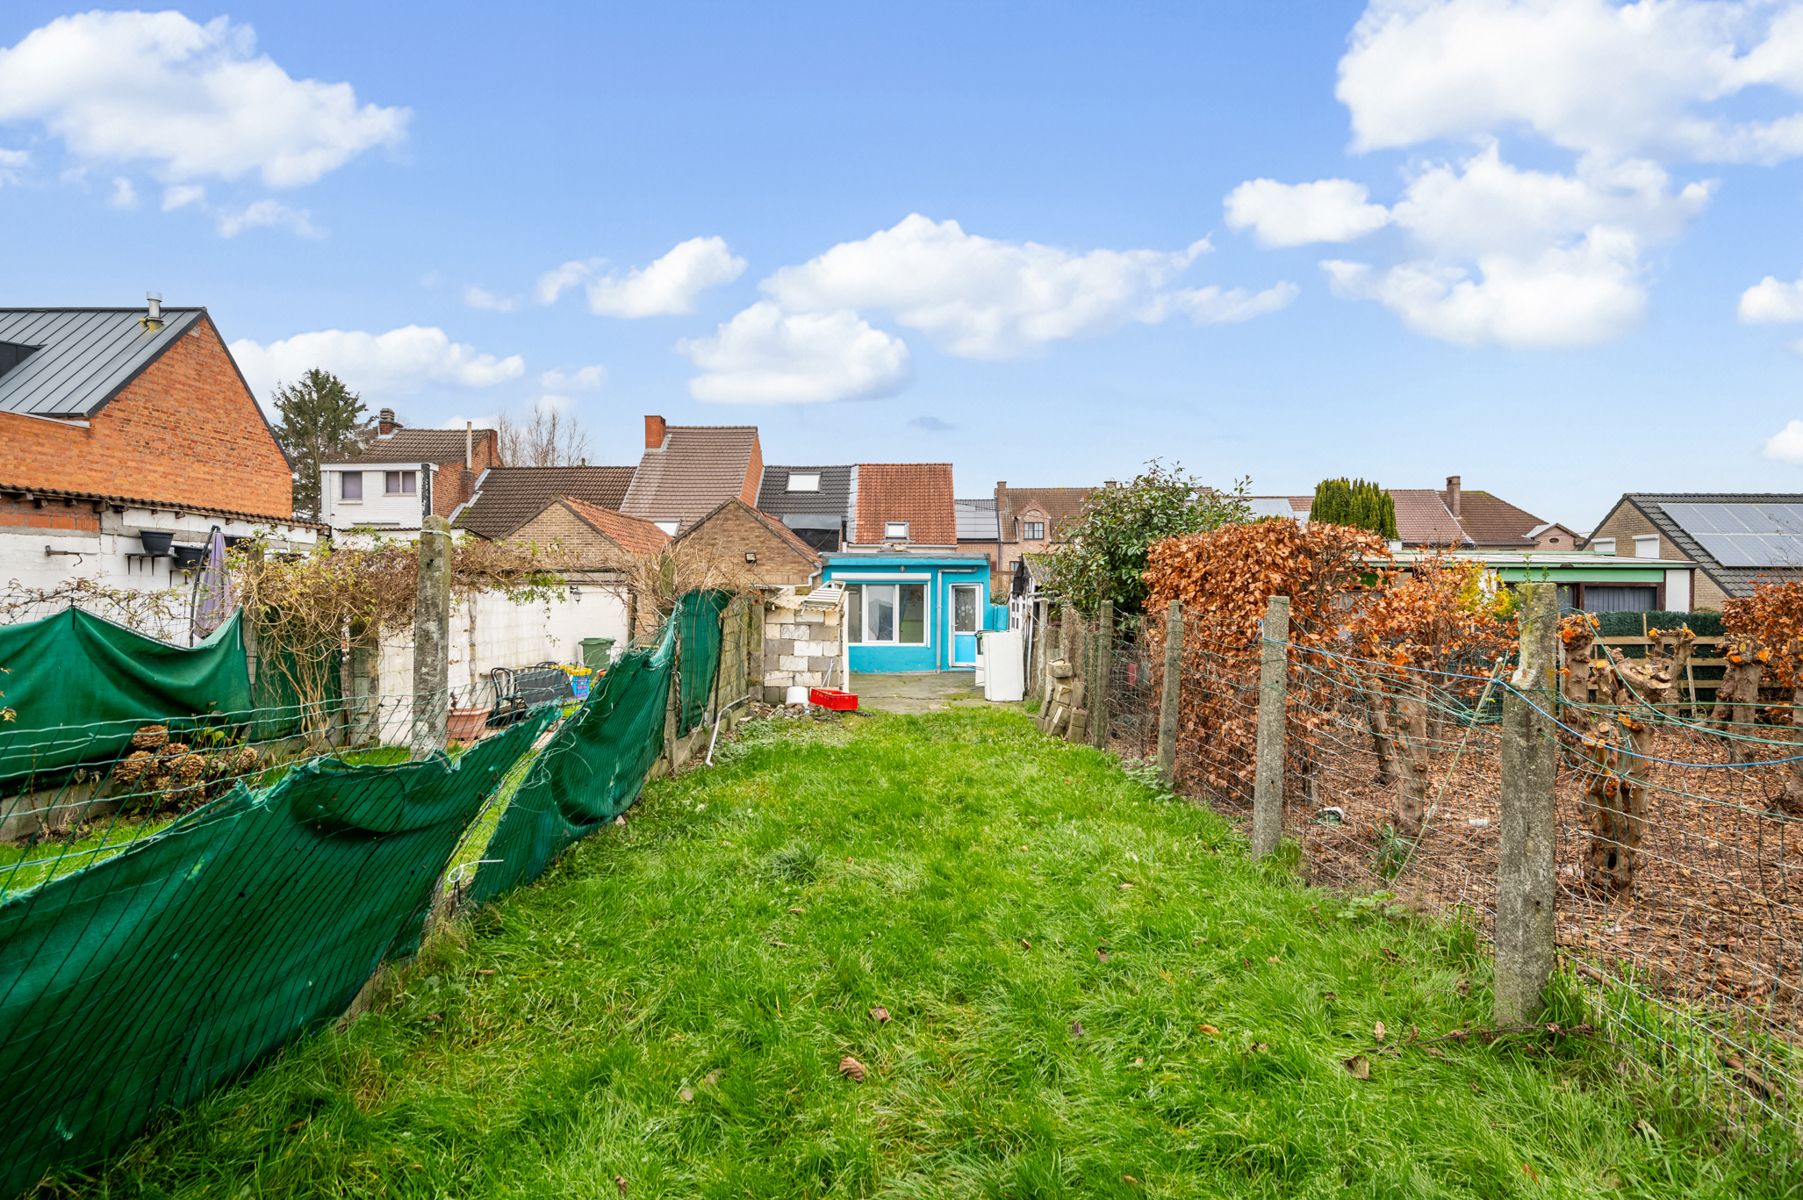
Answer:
[76,708,1795,1199]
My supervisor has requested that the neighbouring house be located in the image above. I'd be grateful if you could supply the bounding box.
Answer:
[0,300,317,639]
[1585,493,1803,610]
[673,497,823,588]
[1250,475,1577,550]
[454,464,637,540]
[618,414,762,536]
[320,409,501,540]
[955,497,1001,587]
[993,482,1095,584]
[1390,548,1698,614]
[824,463,995,673]
[755,464,854,553]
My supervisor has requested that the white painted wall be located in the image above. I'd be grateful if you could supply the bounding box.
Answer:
[374,582,630,717]
[320,462,429,536]
[0,505,318,642]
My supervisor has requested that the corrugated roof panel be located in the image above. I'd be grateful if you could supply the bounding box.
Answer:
[0,308,204,417]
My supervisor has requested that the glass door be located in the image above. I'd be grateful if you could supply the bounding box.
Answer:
[950,583,981,666]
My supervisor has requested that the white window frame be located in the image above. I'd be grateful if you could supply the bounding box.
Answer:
[841,576,931,647]
[339,471,363,502]
[883,520,910,540]
[384,469,417,496]
[786,472,821,493]
[1591,537,1616,555]
[1633,534,1661,559]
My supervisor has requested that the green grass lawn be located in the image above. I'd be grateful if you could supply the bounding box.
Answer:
[71,708,1796,1198]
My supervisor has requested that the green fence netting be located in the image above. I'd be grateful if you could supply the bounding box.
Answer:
[0,709,550,1197]
[464,616,679,908]
[0,608,253,786]
[676,589,733,737]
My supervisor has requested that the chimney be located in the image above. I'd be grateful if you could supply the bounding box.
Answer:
[644,414,667,449]
[465,420,474,469]
[143,291,163,330]
[378,407,399,437]
[1445,474,1462,519]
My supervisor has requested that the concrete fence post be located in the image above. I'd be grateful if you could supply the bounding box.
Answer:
[1089,600,1114,749]
[1496,581,1559,1026]
[1157,598,1184,786]
[1251,594,1291,860]
[410,515,452,761]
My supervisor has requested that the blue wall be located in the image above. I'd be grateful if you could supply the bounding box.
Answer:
[823,554,991,673]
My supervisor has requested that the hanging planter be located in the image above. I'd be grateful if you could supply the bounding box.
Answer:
[138,530,174,555]
[171,545,208,569]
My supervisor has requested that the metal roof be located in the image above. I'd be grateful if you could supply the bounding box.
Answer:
[757,464,853,520]
[0,308,206,417]
[955,497,999,540]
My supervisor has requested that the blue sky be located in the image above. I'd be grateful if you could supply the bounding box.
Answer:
[5,2,1803,530]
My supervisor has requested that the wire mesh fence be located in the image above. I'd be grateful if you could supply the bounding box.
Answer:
[1028,595,1803,1144]
[0,590,753,1193]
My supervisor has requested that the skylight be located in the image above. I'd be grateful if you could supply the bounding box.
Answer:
[787,472,821,493]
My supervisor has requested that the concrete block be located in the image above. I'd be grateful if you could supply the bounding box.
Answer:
[808,656,835,674]
[765,670,793,687]
[778,654,809,672]
[797,608,826,624]
[780,623,804,640]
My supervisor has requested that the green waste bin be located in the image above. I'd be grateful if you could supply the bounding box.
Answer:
[579,637,616,671]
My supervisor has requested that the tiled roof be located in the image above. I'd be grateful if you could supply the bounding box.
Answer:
[999,485,1094,541]
[561,497,670,557]
[333,427,492,465]
[1617,493,1803,599]
[1387,489,1469,546]
[0,480,324,530]
[455,466,636,539]
[955,497,999,540]
[0,307,206,417]
[677,496,823,566]
[620,425,760,533]
[854,463,956,544]
[756,465,853,520]
[1451,489,1544,547]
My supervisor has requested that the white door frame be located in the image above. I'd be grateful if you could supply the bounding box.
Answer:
[949,582,982,666]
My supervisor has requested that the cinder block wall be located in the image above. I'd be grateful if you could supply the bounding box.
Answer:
[761,590,846,702]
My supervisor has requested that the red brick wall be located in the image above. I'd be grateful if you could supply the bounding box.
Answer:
[741,438,764,507]
[0,494,100,532]
[0,316,293,520]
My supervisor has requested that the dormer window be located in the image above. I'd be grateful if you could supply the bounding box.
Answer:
[0,341,38,379]
[786,472,821,493]
[884,520,909,540]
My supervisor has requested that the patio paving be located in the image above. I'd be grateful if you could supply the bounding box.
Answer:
[849,672,986,714]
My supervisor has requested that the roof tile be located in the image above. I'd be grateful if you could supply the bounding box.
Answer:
[854,463,956,544]
[456,466,635,539]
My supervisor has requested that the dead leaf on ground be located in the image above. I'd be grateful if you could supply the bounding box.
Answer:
[613,815,627,827]
[1373,1020,1386,1043]
[838,1056,867,1082]
[1070,1021,1086,1038]
[1344,1054,1371,1080]
[1197,1023,1220,1036]
[703,1069,722,1086]
[678,1086,694,1103]
[869,1005,891,1024]
[1522,1162,1540,1183]
[1020,938,1033,950]
[787,906,804,915]
[1096,947,1111,962]
[614,1176,628,1197]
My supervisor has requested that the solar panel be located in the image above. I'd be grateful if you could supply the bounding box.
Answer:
[1665,502,1803,567]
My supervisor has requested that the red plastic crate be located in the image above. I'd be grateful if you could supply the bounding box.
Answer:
[809,687,859,712]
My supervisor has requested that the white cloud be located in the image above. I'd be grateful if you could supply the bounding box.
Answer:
[539,364,607,390]
[462,284,519,312]
[762,214,1237,357]
[1739,273,1803,323]
[1223,178,1391,246]
[541,236,747,317]
[215,198,320,239]
[0,11,408,187]
[1315,144,1708,347]
[107,175,136,209]
[1175,282,1301,323]
[161,182,204,211]
[0,147,27,186]
[1766,419,1803,463]
[1337,0,1803,165]
[1323,227,1647,347]
[229,325,526,405]
[679,301,911,404]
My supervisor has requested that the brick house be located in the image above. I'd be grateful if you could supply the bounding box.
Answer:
[0,301,316,636]
[755,464,854,553]
[619,415,762,536]
[674,497,822,588]
[825,463,995,673]
[454,464,637,540]
[320,408,501,539]
[993,483,1095,585]
[1585,493,1803,611]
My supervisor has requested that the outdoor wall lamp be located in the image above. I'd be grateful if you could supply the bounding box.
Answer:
[744,552,757,564]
